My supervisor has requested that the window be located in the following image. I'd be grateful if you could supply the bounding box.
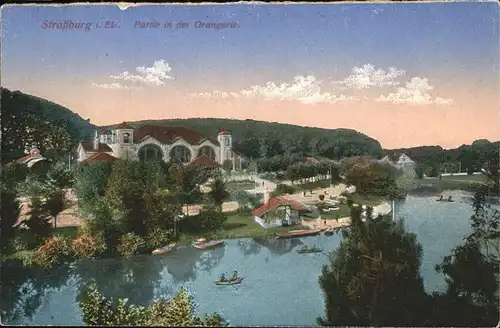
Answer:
[224,138,230,146]
[123,133,130,144]
[138,144,163,161]
[170,146,192,163]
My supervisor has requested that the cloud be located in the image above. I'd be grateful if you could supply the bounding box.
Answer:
[334,64,405,90]
[110,60,174,85]
[376,77,453,105]
[191,75,356,104]
[90,82,141,90]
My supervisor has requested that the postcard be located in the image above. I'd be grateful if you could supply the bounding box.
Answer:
[1,2,498,327]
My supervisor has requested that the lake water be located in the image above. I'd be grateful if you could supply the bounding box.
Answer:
[0,193,489,326]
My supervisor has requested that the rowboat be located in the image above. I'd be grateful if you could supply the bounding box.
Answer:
[436,199,454,202]
[276,229,321,239]
[152,243,176,255]
[215,277,244,285]
[297,246,323,254]
[192,239,225,250]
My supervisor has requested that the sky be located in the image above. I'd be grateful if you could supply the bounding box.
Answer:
[1,2,498,149]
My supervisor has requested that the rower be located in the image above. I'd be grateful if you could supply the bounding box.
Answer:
[231,270,238,280]
[220,273,226,282]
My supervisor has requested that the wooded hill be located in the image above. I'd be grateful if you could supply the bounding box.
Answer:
[103,119,385,160]
[1,88,95,164]
[2,88,497,170]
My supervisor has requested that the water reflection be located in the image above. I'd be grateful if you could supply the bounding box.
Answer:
[2,195,495,326]
[253,237,304,256]
[236,239,262,257]
[0,260,73,323]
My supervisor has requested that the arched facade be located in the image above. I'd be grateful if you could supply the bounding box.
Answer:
[170,145,192,163]
[138,144,164,161]
[198,145,217,161]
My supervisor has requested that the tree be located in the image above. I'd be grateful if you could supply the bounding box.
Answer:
[208,177,229,211]
[79,283,228,326]
[0,186,21,252]
[74,161,113,210]
[318,207,427,326]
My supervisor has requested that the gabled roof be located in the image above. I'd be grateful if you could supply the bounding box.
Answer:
[80,142,113,152]
[306,157,319,164]
[133,125,219,146]
[80,153,118,165]
[251,196,306,217]
[116,121,134,129]
[190,155,221,168]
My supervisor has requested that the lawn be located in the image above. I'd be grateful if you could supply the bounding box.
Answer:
[179,211,310,242]
[350,194,387,206]
[440,174,486,182]
[415,175,486,192]
[52,226,79,239]
[226,180,256,191]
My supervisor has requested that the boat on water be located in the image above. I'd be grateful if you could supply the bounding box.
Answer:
[436,195,454,203]
[276,229,321,239]
[297,245,323,254]
[192,238,225,250]
[151,243,176,255]
[215,277,244,285]
[276,229,322,239]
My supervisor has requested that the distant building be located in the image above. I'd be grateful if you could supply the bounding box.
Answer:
[15,147,51,173]
[396,153,416,171]
[76,122,243,169]
[377,153,416,171]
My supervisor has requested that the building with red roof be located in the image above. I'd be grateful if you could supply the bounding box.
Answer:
[76,122,244,169]
[251,191,306,228]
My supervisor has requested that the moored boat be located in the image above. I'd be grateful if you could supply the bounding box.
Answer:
[192,239,225,249]
[152,243,176,255]
[324,229,335,236]
[297,245,323,254]
[215,277,244,285]
[276,229,321,239]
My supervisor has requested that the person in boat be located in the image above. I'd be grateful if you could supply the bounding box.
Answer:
[231,270,238,280]
[220,273,227,282]
[447,195,453,202]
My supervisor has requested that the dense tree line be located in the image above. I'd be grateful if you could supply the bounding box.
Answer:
[386,140,500,177]
[1,88,95,164]
[104,118,385,161]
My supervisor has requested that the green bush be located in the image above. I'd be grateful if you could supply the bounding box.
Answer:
[79,283,228,326]
[145,227,173,250]
[276,184,296,194]
[72,233,107,260]
[116,233,146,258]
[33,235,74,268]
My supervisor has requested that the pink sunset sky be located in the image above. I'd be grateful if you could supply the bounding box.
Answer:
[1,3,499,149]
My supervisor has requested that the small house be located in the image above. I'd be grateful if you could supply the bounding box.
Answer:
[251,191,306,228]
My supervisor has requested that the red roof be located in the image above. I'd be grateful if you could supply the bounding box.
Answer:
[15,149,43,163]
[190,155,221,168]
[251,196,306,217]
[218,128,230,135]
[80,153,118,165]
[134,125,219,145]
[306,157,319,164]
[116,121,134,129]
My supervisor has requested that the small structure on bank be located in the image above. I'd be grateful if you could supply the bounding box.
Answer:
[251,190,306,228]
[15,147,51,174]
